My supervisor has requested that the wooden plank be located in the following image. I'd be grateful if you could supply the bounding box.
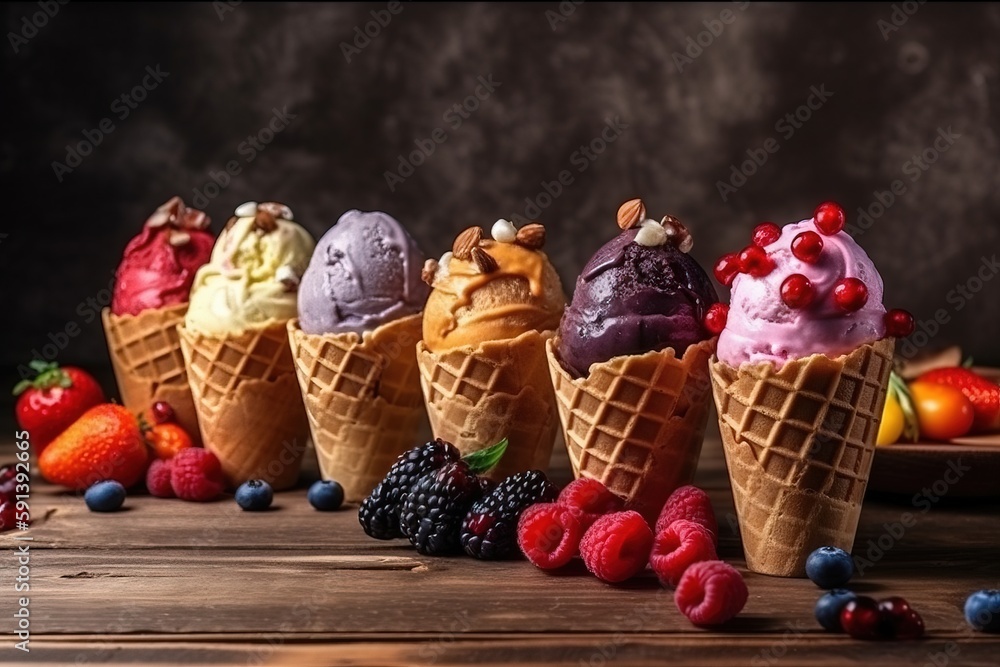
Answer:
[2,433,999,665]
[13,635,1000,667]
[10,545,998,636]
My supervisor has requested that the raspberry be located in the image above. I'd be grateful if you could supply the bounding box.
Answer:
[146,459,174,498]
[649,519,718,587]
[517,503,584,570]
[654,485,718,546]
[675,560,748,626]
[170,448,224,502]
[557,478,624,527]
[359,439,460,540]
[461,470,558,560]
[579,511,654,583]
[399,461,483,555]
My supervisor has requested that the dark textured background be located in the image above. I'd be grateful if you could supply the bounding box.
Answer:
[2,1,999,421]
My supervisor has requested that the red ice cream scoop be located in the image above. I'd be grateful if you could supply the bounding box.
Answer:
[111,197,214,316]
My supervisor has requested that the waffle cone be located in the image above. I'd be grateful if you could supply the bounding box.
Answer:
[287,315,427,501]
[710,337,895,577]
[177,321,309,491]
[102,306,201,443]
[546,337,715,522]
[416,330,558,480]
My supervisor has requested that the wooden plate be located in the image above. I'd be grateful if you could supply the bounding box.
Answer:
[868,367,1000,498]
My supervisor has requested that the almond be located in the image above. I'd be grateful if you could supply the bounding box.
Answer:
[254,209,278,233]
[471,247,498,273]
[452,226,483,260]
[515,223,546,249]
[617,198,646,230]
[167,231,191,247]
[259,201,293,221]
[421,259,439,285]
[662,215,693,253]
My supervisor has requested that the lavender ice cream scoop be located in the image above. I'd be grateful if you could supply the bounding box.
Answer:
[557,221,718,378]
[298,210,430,335]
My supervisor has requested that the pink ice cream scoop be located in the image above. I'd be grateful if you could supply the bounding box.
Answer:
[716,217,886,368]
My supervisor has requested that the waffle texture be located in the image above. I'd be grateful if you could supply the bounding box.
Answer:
[177,321,309,490]
[710,337,895,577]
[102,305,200,443]
[287,315,427,501]
[416,330,558,481]
[546,337,715,523]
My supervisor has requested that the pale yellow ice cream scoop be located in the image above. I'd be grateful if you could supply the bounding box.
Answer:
[185,202,316,335]
[422,221,565,352]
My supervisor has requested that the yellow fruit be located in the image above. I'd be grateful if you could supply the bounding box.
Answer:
[877,393,905,446]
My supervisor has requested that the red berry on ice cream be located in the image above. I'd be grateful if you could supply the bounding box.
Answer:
[751,222,781,247]
[832,278,868,312]
[704,304,728,335]
[780,274,815,309]
[813,202,846,236]
[151,401,175,424]
[884,309,914,337]
[738,245,774,277]
[791,231,824,263]
[713,252,741,287]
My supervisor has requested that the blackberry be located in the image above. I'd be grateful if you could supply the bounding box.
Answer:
[399,461,483,555]
[460,470,558,560]
[358,439,460,539]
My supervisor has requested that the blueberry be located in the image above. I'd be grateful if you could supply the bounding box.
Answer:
[84,480,126,512]
[308,480,344,511]
[806,546,854,589]
[814,589,857,632]
[235,480,273,511]
[964,590,1000,633]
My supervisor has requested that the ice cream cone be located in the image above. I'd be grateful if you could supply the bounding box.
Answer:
[177,321,309,490]
[287,314,427,501]
[546,337,716,522]
[416,330,558,480]
[710,337,895,577]
[102,305,201,443]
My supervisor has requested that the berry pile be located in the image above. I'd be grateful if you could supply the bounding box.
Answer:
[517,480,748,627]
[146,447,225,502]
[815,590,925,640]
[359,438,552,558]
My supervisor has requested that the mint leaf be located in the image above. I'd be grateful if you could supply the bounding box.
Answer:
[462,438,508,474]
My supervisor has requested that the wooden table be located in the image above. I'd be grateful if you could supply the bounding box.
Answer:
[3,433,998,666]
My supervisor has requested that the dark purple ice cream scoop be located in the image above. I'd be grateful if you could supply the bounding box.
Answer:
[557,227,718,378]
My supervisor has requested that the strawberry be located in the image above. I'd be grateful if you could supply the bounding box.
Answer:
[918,367,1000,432]
[14,361,106,451]
[38,404,149,490]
